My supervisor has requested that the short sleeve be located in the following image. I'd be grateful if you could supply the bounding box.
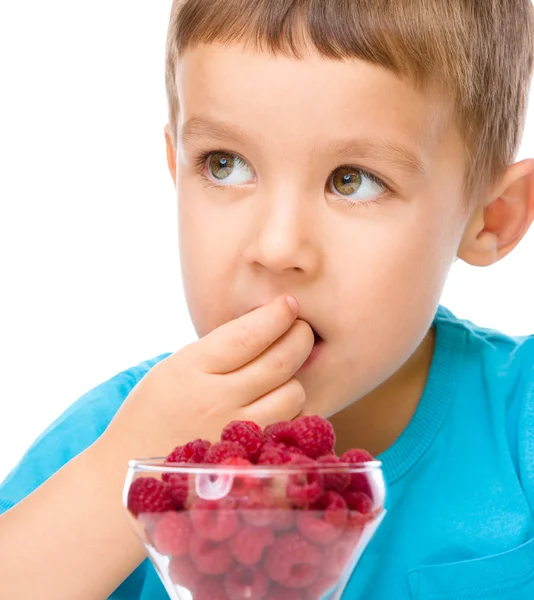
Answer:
[0,353,170,513]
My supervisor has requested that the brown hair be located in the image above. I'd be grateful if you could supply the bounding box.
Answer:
[165,0,534,198]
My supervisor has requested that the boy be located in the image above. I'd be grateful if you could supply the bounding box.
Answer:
[1,0,534,598]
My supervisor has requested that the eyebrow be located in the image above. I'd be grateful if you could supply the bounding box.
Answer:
[180,116,259,152]
[180,116,426,176]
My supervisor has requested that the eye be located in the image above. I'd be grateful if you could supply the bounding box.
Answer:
[206,152,254,185]
[328,166,386,203]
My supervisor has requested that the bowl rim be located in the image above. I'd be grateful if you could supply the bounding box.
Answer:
[127,457,383,475]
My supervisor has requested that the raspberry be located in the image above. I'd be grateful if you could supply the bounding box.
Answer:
[163,439,210,482]
[340,448,374,464]
[268,587,304,600]
[270,507,296,531]
[168,555,202,589]
[182,439,212,463]
[190,497,239,541]
[305,575,338,599]
[195,577,230,600]
[220,457,260,496]
[263,421,299,448]
[167,473,189,510]
[221,421,264,461]
[165,444,184,465]
[228,524,275,566]
[137,512,161,545]
[296,510,340,546]
[291,416,335,459]
[127,477,173,516]
[152,511,192,557]
[239,486,277,527]
[264,532,322,589]
[316,455,350,492]
[286,455,324,506]
[322,533,358,578]
[296,492,347,545]
[340,449,375,496]
[224,565,269,600]
[344,489,373,513]
[190,533,235,575]
[315,491,349,529]
[344,490,376,529]
[205,441,248,464]
[257,442,293,465]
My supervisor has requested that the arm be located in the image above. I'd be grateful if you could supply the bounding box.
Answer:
[0,440,145,600]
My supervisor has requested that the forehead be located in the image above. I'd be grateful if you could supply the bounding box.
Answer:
[175,43,462,175]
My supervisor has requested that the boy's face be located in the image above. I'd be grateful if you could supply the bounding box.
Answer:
[169,42,470,416]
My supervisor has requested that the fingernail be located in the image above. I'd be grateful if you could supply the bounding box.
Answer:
[286,295,299,314]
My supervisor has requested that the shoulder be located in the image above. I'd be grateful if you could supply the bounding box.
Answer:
[0,352,171,513]
[436,305,534,501]
[435,305,534,386]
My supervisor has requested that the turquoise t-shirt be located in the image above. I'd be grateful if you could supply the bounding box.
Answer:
[1,306,534,599]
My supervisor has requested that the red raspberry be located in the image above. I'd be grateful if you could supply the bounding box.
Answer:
[165,444,184,465]
[220,457,260,496]
[340,448,374,464]
[296,492,347,545]
[152,511,192,557]
[189,497,239,541]
[190,533,235,575]
[296,510,341,546]
[291,416,335,459]
[286,455,324,506]
[168,555,202,589]
[195,577,230,600]
[270,507,297,531]
[167,474,189,510]
[267,585,303,600]
[340,449,375,496]
[322,533,358,578]
[181,439,212,463]
[344,491,376,529]
[305,575,338,599]
[205,441,248,464]
[316,455,350,492]
[137,512,161,546]
[221,421,264,461]
[257,443,293,465]
[268,587,304,600]
[264,532,322,589]
[239,486,277,527]
[228,524,275,566]
[315,491,349,528]
[344,489,373,512]
[163,439,211,481]
[263,421,299,448]
[224,565,269,599]
[127,477,173,516]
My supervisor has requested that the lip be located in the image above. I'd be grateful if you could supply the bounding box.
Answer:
[299,337,325,370]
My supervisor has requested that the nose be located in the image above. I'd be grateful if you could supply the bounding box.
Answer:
[243,189,322,276]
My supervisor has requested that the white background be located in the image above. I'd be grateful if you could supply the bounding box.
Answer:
[1,0,533,483]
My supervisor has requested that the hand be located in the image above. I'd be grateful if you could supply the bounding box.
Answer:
[99,296,314,458]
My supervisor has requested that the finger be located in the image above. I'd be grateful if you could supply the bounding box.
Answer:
[188,295,300,374]
[230,319,314,402]
[241,377,306,427]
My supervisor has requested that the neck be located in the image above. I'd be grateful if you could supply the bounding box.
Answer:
[329,327,436,457]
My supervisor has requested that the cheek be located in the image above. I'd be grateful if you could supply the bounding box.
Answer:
[334,205,460,369]
[177,181,236,337]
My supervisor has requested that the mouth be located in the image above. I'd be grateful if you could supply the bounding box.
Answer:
[311,326,323,346]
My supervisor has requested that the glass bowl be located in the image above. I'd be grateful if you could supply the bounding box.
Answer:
[123,459,386,600]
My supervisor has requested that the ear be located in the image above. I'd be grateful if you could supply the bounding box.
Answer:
[457,159,534,266]
[164,124,177,187]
